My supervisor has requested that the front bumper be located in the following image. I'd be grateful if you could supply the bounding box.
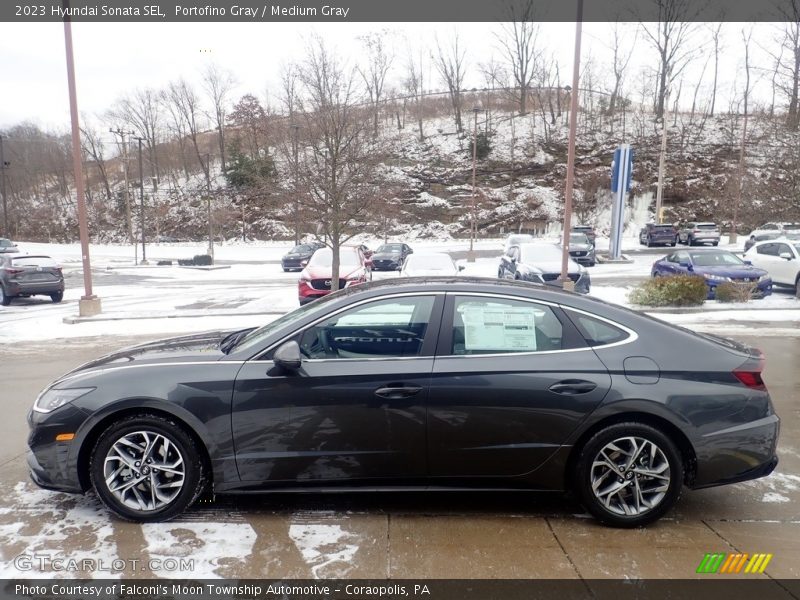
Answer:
[27,406,89,494]
[706,279,773,299]
[372,259,401,270]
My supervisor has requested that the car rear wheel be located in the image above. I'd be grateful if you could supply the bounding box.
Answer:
[50,291,63,303]
[90,414,205,522]
[795,274,800,299]
[574,422,683,527]
[0,286,10,306]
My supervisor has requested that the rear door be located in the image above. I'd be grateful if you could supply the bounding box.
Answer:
[752,243,785,284]
[426,293,612,480]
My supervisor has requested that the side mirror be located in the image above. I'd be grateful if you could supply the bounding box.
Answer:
[407,248,413,254]
[780,252,793,260]
[744,260,752,265]
[458,265,465,272]
[300,260,308,267]
[511,256,517,264]
[678,261,690,269]
[273,340,302,371]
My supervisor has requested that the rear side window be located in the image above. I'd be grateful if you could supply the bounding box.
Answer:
[697,223,718,230]
[450,296,563,355]
[568,312,630,347]
[11,256,58,268]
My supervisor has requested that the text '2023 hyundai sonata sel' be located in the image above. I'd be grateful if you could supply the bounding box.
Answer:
[27,278,779,527]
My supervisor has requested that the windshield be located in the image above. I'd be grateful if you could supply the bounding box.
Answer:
[569,233,589,244]
[11,256,58,267]
[232,297,337,355]
[0,239,14,247]
[690,251,743,267]
[290,244,312,253]
[378,244,403,253]
[406,254,453,270]
[651,225,674,231]
[307,247,359,267]
[520,244,563,263]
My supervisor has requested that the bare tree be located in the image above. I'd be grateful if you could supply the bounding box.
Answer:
[639,0,700,120]
[164,79,209,183]
[708,23,724,116]
[433,32,467,132]
[228,94,269,159]
[279,62,299,121]
[202,63,237,171]
[775,3,800,129]
[732,27,754,243]
[357,30,394,138]
[295,36,383,290]
[496,1,539,115]
[106,88,162,178]
[404,45,427,142]
[79,119,112,200]
[607,22,636,116]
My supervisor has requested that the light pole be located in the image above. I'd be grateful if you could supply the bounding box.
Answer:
[292,124,300,245]
[559,0,583,291]
[0,135,8,236]
[468,106,481,262]
[133,136,147,264]
[205,153,213,261]
[63,0,100,316]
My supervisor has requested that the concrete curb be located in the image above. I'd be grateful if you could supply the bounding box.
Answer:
[63,310,286,324]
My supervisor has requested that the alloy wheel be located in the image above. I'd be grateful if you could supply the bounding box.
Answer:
[103,430,186,512]
[589,436,671,517]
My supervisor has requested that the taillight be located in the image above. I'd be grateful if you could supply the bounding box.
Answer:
[5,268,23,275]
[733,364,765,390]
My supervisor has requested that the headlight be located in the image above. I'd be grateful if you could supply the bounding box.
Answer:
[703,274,730,282]
[34,387,95,414]
[758,274,769,282]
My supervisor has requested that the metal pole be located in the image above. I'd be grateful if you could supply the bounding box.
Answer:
[134,136,146,263]
[560,0,583,289]
[63,3,100,314]
[205,153,213,260]
[292,124,300,245]
[0,135,8,236]
[468,107,479,262]
[655,91,669,224]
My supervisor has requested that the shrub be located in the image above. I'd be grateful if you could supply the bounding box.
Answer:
[193,254,213,266]
[628,275,708,307]
[157,260,172,266]
[714,281,756,303]
[177,258,194,266]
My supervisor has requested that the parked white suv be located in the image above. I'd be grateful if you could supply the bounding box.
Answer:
[743,238,800,297]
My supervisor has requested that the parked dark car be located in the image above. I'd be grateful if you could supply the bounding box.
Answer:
[371,243,413,271]
[0,238,19,253]
[571,225,596,245]
[567,232,596,267]
[744,232,781,252]
[27,277,779,527]
[651,249,772,299]
[281,241,326,272]
[1,254,64,306]
[499,243,590,293]
[677,222,721,246]
[639,223,678,247]
[297,246,371,305]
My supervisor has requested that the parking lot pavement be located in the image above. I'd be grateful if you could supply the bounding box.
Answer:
[0,333,798,579]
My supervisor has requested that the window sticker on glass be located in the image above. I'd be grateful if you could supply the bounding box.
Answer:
[460,305,540,351]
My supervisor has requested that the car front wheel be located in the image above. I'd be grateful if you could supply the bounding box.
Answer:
[574,422,683,527]
[90,414,205,522]
[0,286,10,306]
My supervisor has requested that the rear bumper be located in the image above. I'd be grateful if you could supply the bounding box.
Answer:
[691,414,780,489]
[6,280,64,295]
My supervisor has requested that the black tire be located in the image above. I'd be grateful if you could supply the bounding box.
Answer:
[588,262,596,267]
[712,242,719,247]
[0,286,10,306]
[498,268,503,278]
[795,274,800,299]
[50,291,63,303]
[646,237,653,248]
[282,268,290,272]
[89,414,206,522]
[574,422,683,528]
[670,242,676,247]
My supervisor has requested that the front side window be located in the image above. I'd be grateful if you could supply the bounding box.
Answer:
[776,243,793,257]
[757,243,778,256]
[450,296,563,355]
[300,296,436,359]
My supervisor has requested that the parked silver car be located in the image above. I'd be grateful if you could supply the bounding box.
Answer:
[0,238,19,253]
[677,222,720,246]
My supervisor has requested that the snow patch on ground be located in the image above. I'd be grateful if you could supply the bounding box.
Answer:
[761,492,791,503]
[0,482,117,578]
[288,518,360,579]
[141,521,257,578]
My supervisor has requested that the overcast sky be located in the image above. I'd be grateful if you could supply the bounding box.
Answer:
[0,21,784,132]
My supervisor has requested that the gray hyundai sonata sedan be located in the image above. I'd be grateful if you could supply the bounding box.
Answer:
[27,278,779,527]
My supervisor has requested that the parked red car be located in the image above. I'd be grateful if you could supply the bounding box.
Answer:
[298,246,372,305]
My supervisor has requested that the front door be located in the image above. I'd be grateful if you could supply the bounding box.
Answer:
[232,294,444,484]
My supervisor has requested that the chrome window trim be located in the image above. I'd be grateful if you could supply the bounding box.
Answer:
[254,291,445,362]
[560,306,639,350]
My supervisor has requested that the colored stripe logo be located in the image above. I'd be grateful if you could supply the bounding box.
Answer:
[697,553,773,574]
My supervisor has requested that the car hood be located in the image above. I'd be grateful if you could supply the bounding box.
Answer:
[372,252,402,260]
[404,267,458,277]
[283,251,312,259]
[694,265,767,277]
[61,330,231,378]
[521,258,581,274]
[301,264,362,279]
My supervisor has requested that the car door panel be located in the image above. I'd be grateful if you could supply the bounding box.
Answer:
[231,294,444,484]
[426,294,612,480]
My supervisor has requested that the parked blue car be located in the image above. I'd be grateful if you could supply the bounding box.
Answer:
[651,249,772,299]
